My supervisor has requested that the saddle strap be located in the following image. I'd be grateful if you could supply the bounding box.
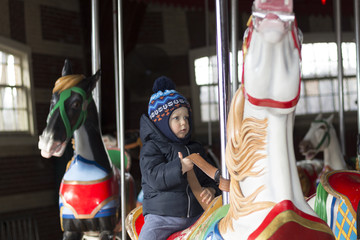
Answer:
[187,153,230,192]
[187,169,209,210]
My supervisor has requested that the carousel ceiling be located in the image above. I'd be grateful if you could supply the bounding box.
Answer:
[132,0,355,16]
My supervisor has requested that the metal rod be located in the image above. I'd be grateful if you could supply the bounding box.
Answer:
[355,0,360,132]
[354,0,360,163]
[215,0,230,205]
[205,0,212,148]
[117,0,126,239]
[231,0,239,97]
[91,0,101,121]
[113,0,120,147]
[334,0,346,156]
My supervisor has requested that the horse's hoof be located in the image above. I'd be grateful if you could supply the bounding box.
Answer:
[99,231,113,240]
[63,231,83,240]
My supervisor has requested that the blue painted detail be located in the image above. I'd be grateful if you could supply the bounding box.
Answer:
[330,196,336,230]
[137,189,144,204]
[204,219,224,240]
[63,155,108,181]
[61,207,117,219]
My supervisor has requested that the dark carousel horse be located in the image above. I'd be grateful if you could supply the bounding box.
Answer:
[38,59,135,240]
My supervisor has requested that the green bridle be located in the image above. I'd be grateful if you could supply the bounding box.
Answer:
[313,120,331,151]
[47,86,92,140]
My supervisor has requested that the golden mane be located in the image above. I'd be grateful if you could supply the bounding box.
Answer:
[52,74,85,93]
[219,86,275,233]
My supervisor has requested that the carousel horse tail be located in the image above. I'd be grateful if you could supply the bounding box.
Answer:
[314,183,329,223]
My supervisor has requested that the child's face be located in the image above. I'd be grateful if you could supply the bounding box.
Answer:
[169,107,189,139]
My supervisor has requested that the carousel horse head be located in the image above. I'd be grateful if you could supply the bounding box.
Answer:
[38,59,101,158]
[299,113,347,172]
[299,114,333,160]
[242,0,302,115]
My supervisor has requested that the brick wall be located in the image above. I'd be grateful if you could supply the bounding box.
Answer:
[40,5,82,44]
[9,0,26,43]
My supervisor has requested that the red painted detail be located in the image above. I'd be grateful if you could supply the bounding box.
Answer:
[242,81,301,109]
[249,200,333,240]
[60,175,119,215]
[301,164,319,196]
[242,21,302,109]
[135,214,144,236]
[328,171,360,211]
[268,221,334,240]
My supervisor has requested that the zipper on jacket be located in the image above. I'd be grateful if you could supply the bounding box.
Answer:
[185,146,191,218]
[186,185,190,217]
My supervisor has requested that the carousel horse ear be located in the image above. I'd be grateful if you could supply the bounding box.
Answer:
[327,114,334,123]
[87,69,101,93]
[315,113,323,121]
[62,59,73,76]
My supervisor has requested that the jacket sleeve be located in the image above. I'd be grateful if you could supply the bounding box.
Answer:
[140,141,185,191]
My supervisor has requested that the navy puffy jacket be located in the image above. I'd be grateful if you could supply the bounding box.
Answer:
[139,114,220,218]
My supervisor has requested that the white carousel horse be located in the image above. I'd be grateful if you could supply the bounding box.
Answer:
[38,60,135,240]
[126,0,334,239]
[297,114,348,197]
[299,114,348,172]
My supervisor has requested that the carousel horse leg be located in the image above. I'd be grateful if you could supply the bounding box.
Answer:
[99,231,113,240]
[63,231,83,240]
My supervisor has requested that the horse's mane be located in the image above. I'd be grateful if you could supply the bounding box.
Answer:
[53,74,85,93]
[219,86,275,233]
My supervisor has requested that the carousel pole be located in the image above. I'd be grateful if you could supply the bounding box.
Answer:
[231,0,239,97]
[334,0,346,156]
[205,0,212,151]
[215,0,231,205]
[354,0,360,168]
[91,0,101,121]
[116,0,126,239]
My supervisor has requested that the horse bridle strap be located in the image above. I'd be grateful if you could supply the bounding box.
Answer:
[48,86,92,139]
[313,120,331,151]
[187,153,230,192]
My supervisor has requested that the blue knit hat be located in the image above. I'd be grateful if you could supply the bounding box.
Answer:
[148,76,192,143]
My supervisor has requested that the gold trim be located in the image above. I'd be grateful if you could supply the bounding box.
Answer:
[125,205,143,240]
[183,196,223,239]
[321,170,359,218]
[255,210,334,240]
[60,194,118,219]
[62,174,112,185]
[60,206,64,231]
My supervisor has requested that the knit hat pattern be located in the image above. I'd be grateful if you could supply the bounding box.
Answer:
[148,76,192,143]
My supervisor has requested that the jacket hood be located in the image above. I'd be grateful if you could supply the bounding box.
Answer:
[140,114,168,144]
[140,114,191,144]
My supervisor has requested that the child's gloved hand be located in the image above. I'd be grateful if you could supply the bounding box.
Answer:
[200,187,216,204]
[178,152,194,174]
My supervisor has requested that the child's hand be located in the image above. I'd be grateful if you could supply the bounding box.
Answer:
[200,187,216,204]
[178,152,194,174]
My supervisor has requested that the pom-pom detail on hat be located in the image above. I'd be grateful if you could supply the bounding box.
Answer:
[152,76,176,93]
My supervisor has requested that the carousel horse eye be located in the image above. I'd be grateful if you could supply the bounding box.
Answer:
[71,100,81,110]
[319,125,326,130]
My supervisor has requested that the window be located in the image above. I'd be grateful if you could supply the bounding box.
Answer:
[0,36,35,138]
[193,51,243,123]
[191,41,357,127]
[296,42,357,115]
